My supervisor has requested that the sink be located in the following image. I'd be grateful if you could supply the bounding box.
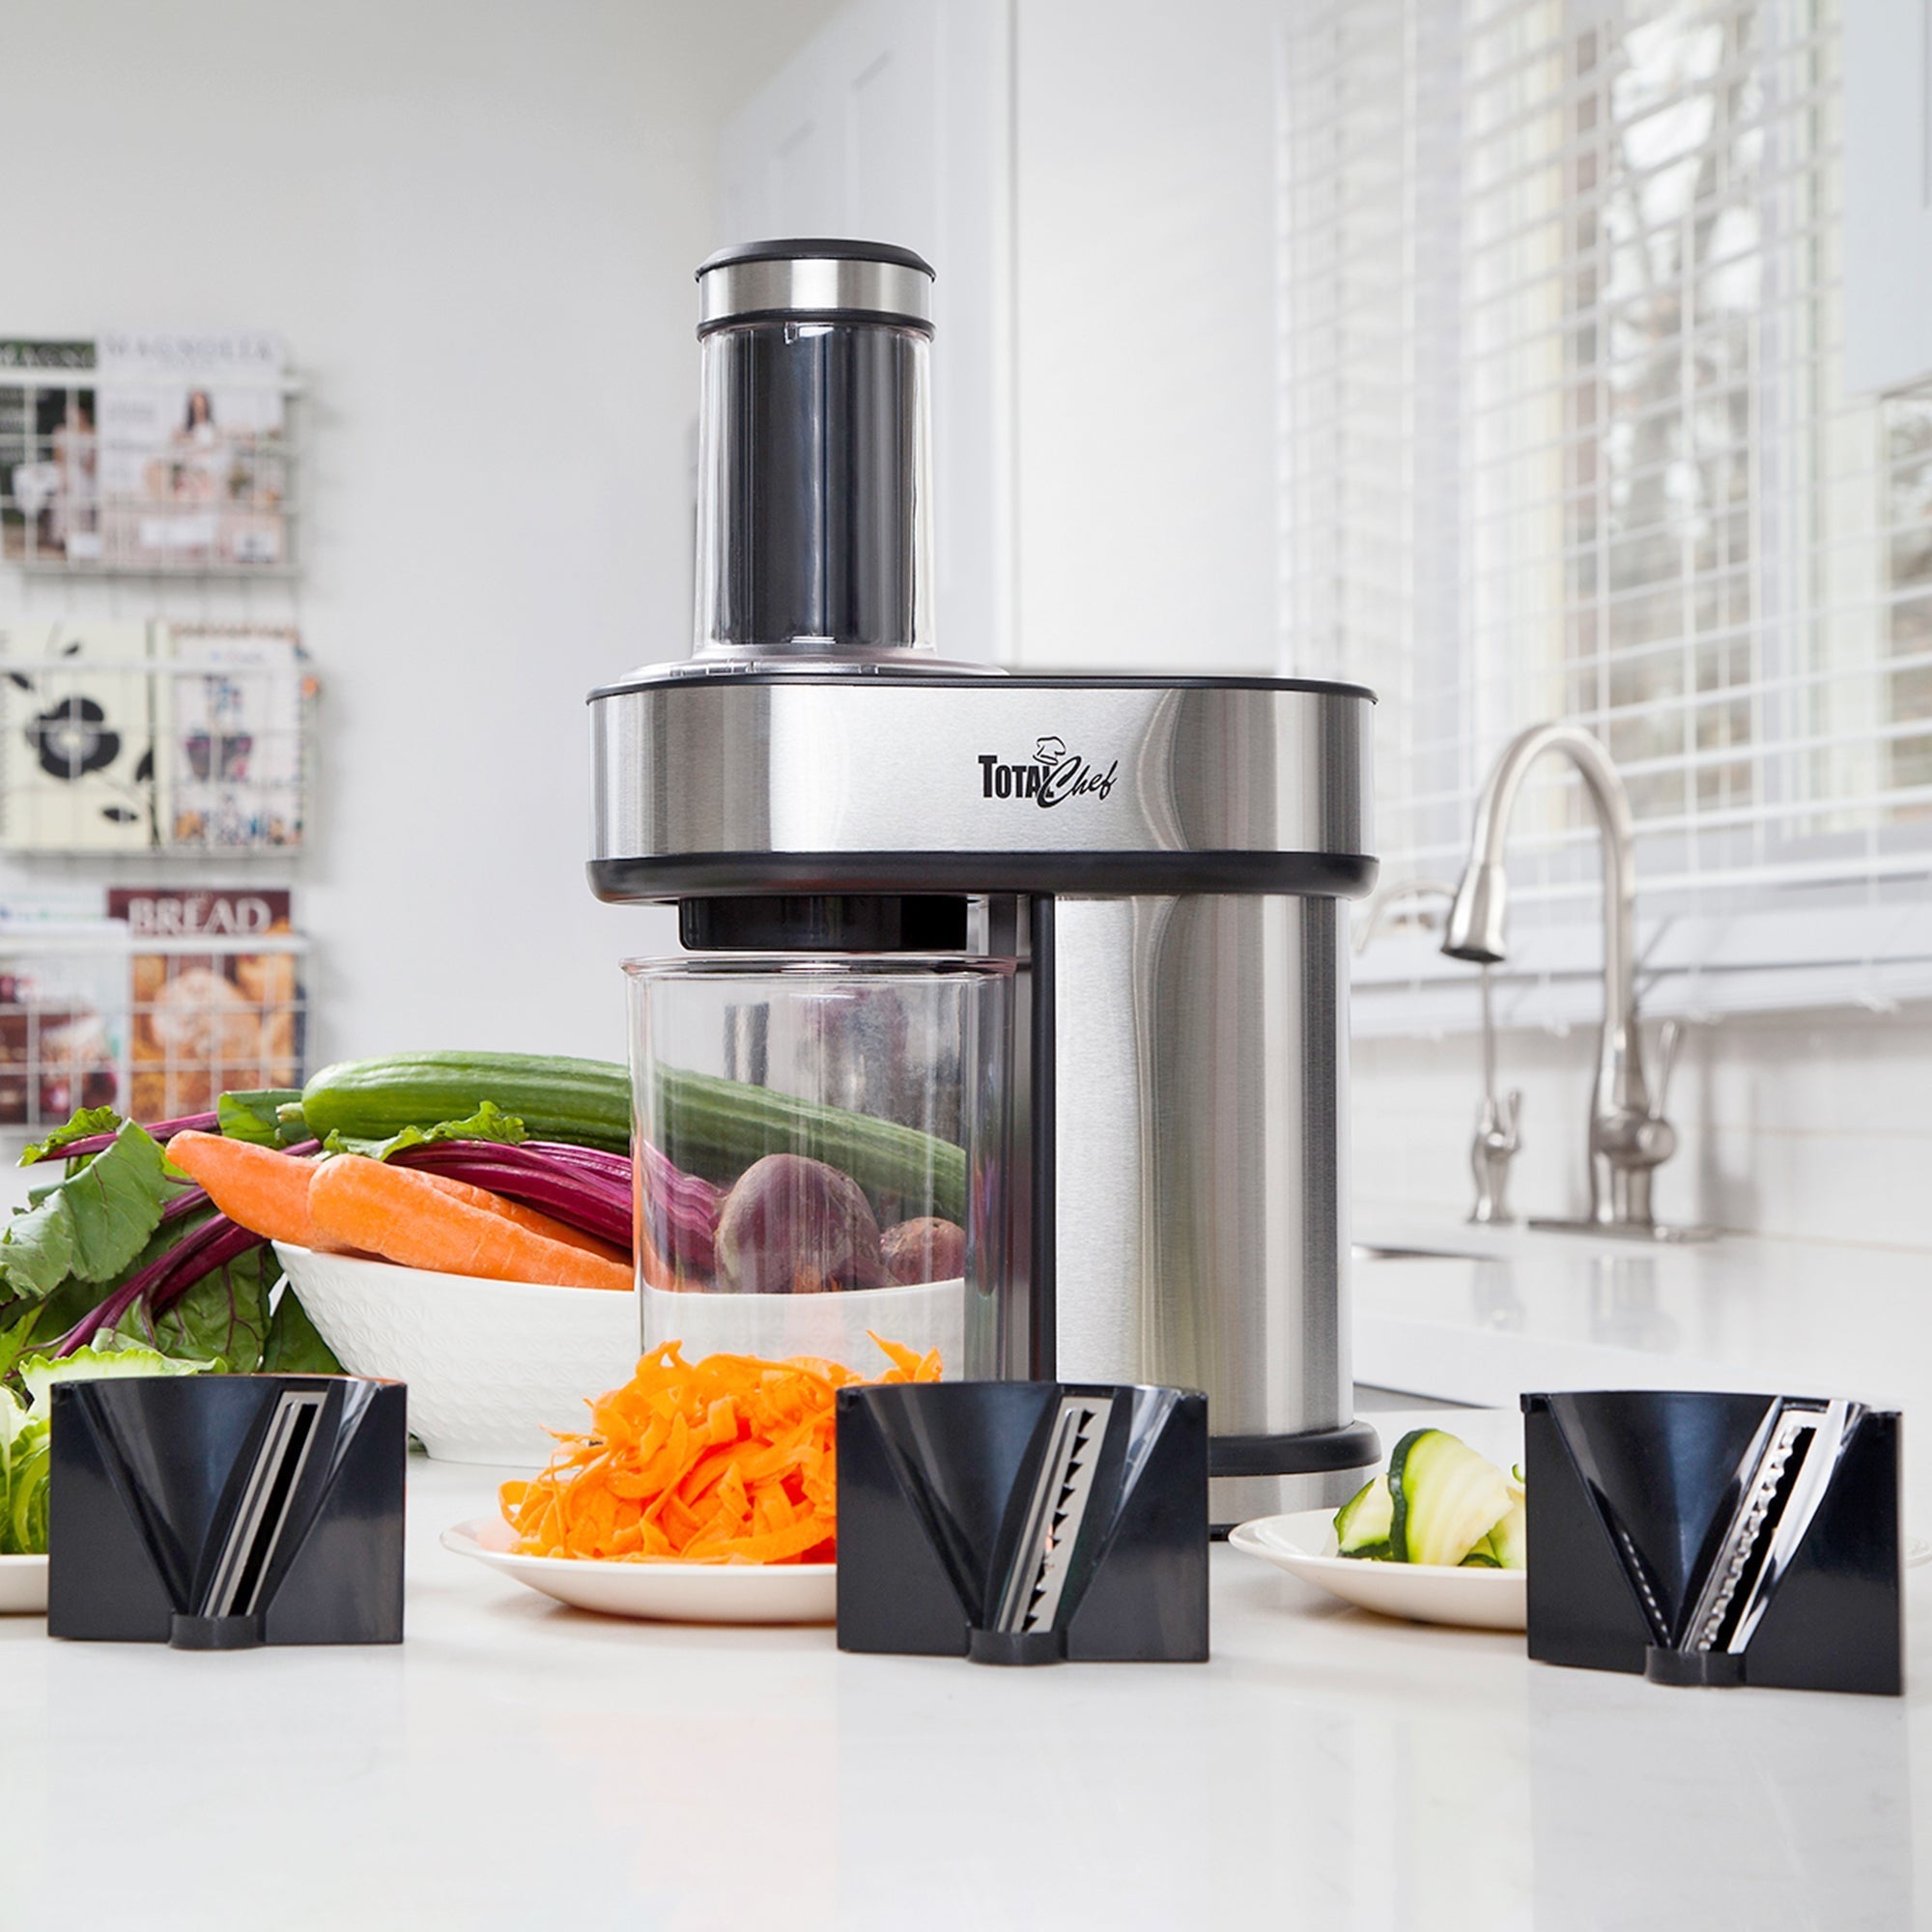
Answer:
[1352,1243,1488,1263]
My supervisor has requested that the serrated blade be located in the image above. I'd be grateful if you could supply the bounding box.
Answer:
[1722,1397,1857,1656]
[1685,1398,1855,1656]
[994,1394,1113,1636]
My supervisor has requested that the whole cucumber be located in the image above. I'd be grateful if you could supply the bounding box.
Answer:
[651,1065,968,1225]
[301,1052,970,1221]
[300,1052,631,1151]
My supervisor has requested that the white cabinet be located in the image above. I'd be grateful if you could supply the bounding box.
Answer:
[718,0,1014,665]
[1842,0,1932,394]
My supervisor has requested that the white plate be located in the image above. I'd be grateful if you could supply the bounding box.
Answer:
[440,1516,837,1625]
[1230,1508,1527,1631]
[0,1553,47,1615]
[1234,1515,1932,1634]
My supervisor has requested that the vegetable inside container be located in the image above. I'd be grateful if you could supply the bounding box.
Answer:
[624,954,1013,1382]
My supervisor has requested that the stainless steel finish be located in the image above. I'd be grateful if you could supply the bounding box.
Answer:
[987,895,1037,1381]
[994,1393,1112,1634]
[665,644,978,676]
[1467,1085,1522,1226]
[1355,878,1520,1226]
[1724,1399,1856,1654]
[590,676,1375,869]
[698,254,933,332]
[1050,895,1352,1454]
[201,1390,327,1619]
[1214,1467,1367,1520]
[1441,722,1707,1238]
[1684,1398,1857,1654]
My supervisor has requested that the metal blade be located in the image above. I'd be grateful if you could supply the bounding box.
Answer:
[200,1389,328,1620]
[994,1394,1113,1636]
[1723,1398,1858,1656]
[1685,1398,1853,1656]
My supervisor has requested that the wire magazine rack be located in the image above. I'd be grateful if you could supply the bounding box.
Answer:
[2,367,302,579]
[0,641,315,856]
[0,922,307,1132]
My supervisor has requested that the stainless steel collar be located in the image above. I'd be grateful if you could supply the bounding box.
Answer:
[696,241,935,335]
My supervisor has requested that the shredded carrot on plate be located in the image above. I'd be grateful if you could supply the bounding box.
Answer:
[497,1331,940,1565]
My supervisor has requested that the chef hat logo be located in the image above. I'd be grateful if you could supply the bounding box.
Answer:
[1034,735,1066,765]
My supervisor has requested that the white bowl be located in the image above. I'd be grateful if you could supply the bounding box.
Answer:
[274,1242,639,1465]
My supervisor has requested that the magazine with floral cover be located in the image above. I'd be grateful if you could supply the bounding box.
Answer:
[0,618,156,852]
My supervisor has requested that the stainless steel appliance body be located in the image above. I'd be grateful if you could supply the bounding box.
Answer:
[587,240,1381,1520]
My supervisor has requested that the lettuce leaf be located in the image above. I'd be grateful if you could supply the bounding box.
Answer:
[323,1099,528,1161]
[4,1342,208,1555]
[0,1391,48,1554]
[216,1089,306,1149]
[18,1338,213,1411]
[0,1304,41,1384]
[0,1121,177,1303]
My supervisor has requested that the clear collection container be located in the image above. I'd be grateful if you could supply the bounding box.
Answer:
[625,955,1010,1381]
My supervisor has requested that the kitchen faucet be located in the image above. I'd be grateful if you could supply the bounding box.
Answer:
[1441,722,1708,1240]
[1355,878,1521,1224]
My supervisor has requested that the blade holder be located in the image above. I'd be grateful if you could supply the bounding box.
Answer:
[835,1380,1209,1666]
[1521,1389,1901,1697]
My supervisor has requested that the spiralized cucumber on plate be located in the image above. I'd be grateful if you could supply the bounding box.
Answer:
[1333,1429,1525,1570]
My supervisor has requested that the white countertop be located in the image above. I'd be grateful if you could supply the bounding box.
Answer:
[11,1429,1930,1932]
[1354,1211,1932,1520]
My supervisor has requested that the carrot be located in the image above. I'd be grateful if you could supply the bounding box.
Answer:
[408,1169,630,1266]
[307,1154,631,1291]
[165,1131,317,1246]
[497,1336,942,1564]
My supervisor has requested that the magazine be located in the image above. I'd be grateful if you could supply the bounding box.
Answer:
[0,331,288,570]
[106,888,303,1121]
[96,329,288,569]
[0,918,126,1126]
[0,619,157,852]
[0,338,100,564]
[157,623,306,848]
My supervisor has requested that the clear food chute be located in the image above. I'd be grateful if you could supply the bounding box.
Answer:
[626,956,1011,1380]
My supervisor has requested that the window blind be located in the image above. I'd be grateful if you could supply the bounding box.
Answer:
[1278,0,1932,1028]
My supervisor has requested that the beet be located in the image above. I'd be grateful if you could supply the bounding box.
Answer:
[880,1217,966,1285]
[714,1152,888,1294]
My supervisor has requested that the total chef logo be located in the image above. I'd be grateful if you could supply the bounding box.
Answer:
[978,736,1118,808]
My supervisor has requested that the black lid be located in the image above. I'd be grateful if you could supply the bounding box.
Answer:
[696,238,936,278]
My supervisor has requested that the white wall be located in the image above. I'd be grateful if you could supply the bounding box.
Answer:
[1013,0,1282,671]
[1354,1004,1932,1251]
[2,0,836,1074]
